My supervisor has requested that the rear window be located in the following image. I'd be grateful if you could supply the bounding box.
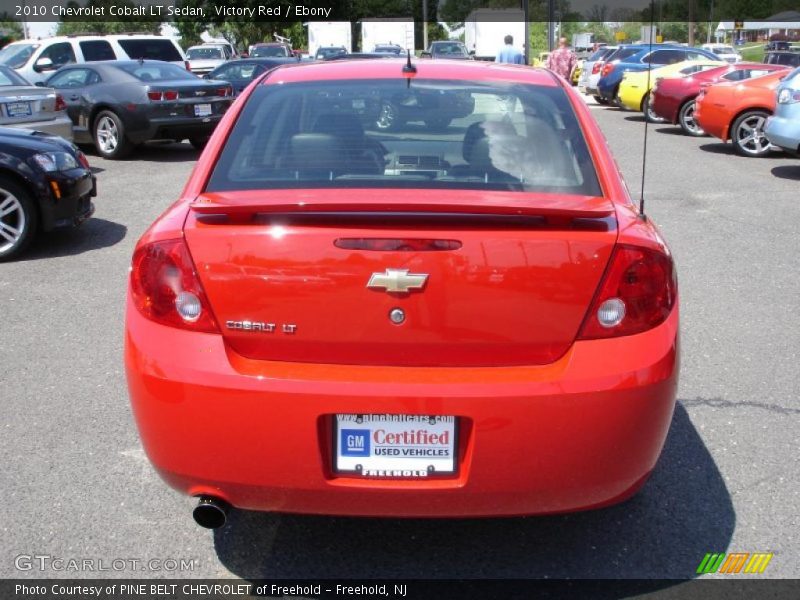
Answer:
[252,45,290,58]
[207,78,601,196]
[114,62,197,82]
[117,39,182,62]
[606,48,640,62]
[187,47,224,60]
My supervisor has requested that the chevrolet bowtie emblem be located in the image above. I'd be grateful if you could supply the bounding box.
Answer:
[367,269,428,293]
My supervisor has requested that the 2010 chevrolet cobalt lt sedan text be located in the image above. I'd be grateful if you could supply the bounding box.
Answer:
[124,59,679,528]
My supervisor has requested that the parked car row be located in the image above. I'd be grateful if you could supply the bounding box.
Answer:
[576,43,800,159]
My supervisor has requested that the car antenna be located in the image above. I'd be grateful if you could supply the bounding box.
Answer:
[639,0,657,221]
[402,49,417,88]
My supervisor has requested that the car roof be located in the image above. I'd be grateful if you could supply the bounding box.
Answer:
[262,58,559,86]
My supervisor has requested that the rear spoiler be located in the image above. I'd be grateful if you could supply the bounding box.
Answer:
[189,192,615,219]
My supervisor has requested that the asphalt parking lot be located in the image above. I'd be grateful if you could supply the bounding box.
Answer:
[1,98,798,583]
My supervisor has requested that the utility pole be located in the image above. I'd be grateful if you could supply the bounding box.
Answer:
[547,0,555,51]
[523,0,529,64]
[422,0,428,52]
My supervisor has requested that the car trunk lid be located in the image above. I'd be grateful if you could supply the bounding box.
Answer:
[184,189,618,367]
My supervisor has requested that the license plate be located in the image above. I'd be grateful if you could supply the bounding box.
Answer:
[6,101,32,117]
[334,414,457,477]
[194,103,212,117]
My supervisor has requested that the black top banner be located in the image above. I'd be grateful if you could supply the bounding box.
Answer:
[2,0,799,23]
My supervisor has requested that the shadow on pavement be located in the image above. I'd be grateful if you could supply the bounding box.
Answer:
[19,217,127,261]
[213,402,733,590]
[771,164,800,181]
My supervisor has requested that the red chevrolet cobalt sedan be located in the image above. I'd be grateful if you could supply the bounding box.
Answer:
[125,59,679,528]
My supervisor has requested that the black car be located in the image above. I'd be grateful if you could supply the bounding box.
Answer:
[0,127,95,260]
[316,46,348,60]
[44,60,234,159]
[205,58,300,95]
[766,41,791,52]
[765,51,800,68]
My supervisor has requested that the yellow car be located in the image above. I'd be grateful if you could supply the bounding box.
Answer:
[571,60,584,85]
[618,59,724,121]
[531,52,549,67]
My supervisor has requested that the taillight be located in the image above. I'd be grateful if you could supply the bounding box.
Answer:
[76,151,90,169]
[164,90,179,101]
[54,94,66,111]
[601,63,615,77]
[147,91,162,101]
[130,239,219,333]
[777,88,800,104]
[215,88,228,97]
[185,60,191,71]
[578,245,676,340]
[592,62,603,75]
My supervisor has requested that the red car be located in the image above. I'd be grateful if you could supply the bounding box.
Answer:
[651,62,787,136]
[125,60,679,528]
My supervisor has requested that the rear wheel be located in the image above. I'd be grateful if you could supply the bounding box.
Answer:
[642,94,666,123]
[93,110,133,160]
[731,110,771,157]
[678,99,705,136]
[0,176,37,262]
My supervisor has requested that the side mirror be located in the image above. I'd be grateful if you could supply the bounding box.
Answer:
[33,56,55,73]
[420,51,432,58]
[469,50,476,56]
[34,81,45,87]
[202,73,210,79]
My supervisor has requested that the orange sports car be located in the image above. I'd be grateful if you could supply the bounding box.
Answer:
[694,70,786,157]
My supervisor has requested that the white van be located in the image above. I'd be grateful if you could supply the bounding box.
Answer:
[0,34,188,84]
[700,43,741,64]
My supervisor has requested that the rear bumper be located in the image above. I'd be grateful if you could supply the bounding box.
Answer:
[617,84,644,111]
[5,116,74,141]
[651,90,682,123]
[125,298,679,517]
[694,101,729,141]
[765,115,800,154]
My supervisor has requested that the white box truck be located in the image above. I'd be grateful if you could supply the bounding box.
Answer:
[307,21,352,57]
[360,19,415,53]
[464,9,525,61]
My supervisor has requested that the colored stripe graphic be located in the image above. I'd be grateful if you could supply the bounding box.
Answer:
[697,553,726,574]
[720,553,749,573]
[744,553,774,574]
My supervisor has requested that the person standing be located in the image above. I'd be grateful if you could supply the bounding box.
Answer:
[495,35,525,65]
[546,37,577,81]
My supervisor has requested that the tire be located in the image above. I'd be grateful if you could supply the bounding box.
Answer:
[424,117,452,131]
[93,110,133,159]
[375,100,402,131]
[0,176,37,262]
[189,136,210,150]
[642,94,667,123]
[593,95,609,105]
[678,99,705,136]
[731,110,771,157]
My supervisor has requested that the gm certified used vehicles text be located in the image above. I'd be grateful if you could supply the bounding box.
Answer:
[0,127,95,260]
[46,60,233,158]
[125,59,679,528]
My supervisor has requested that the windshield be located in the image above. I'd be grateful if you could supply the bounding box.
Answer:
[252,46,289,57]
[187,47,224,60]
[711,46,735,54]
[0,43,38,69]
[432,43,468,57]
[115,62,198,81]
[207,78,601,196]
[316,47,346,58]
